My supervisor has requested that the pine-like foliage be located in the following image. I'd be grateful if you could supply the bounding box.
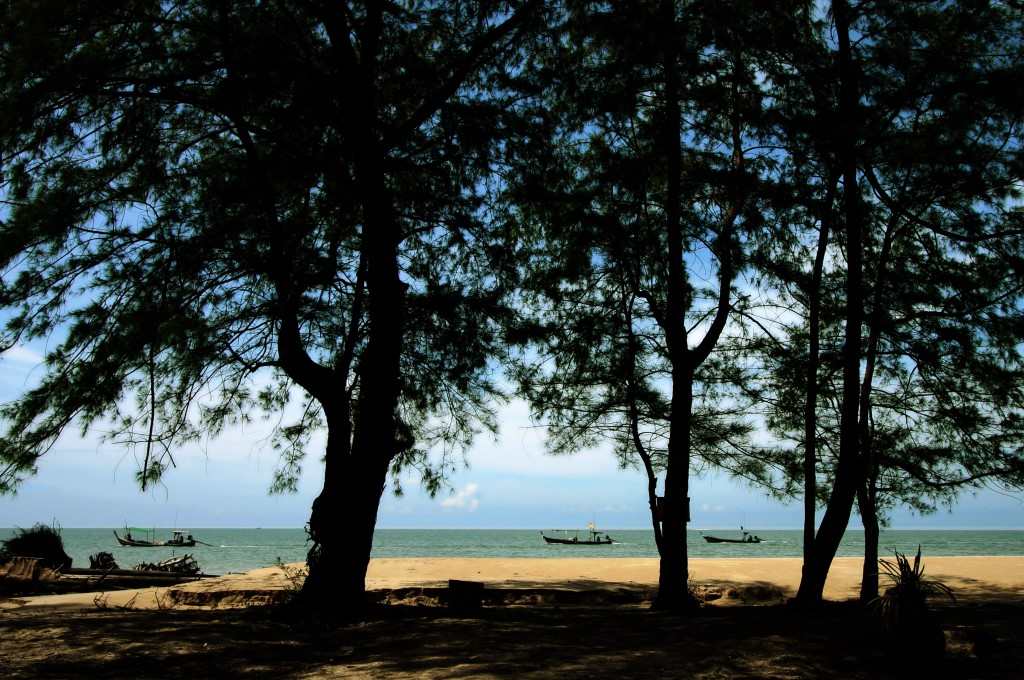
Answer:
[505,1,802,601]
[0,0,533,490]
[1,0,542,608]
[745,0,1024,602]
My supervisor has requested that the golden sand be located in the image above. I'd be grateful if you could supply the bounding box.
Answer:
[4,555,1022,612]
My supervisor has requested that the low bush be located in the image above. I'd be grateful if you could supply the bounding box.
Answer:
[869,545,954,661]
[1,523,72,570]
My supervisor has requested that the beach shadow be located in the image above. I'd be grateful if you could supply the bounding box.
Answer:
[3,600,1022,679]
[695,578,792,603]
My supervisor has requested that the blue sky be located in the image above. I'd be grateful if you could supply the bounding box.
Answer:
[1,343,1022,529]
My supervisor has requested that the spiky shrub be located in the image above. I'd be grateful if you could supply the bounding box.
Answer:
[870,546,954,660]
[0,523,72,570]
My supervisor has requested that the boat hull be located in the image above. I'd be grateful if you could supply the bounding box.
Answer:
[113,530,196,547]
[702,535,761,544]
[542,535,612,545]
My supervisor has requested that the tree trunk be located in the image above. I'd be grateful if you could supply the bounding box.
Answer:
[625,294,664,555]
[641,452,664,556]
[299,401,377,614]
[651,0,695,612]
[655,366,693,609]
[801,180,834,575]
[300,436,390,614]
[857,473,880,603]
[300,216,401,615]
[795,0,862,606]
[854,216,897,605]
[327,141,403,612]
[297,51,404,610]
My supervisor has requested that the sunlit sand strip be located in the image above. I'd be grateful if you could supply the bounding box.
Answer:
[3,556,1021,611]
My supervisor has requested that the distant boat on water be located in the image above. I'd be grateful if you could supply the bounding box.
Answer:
[702,527,762,544]
[541,522,614,545]
[114,527,197,547]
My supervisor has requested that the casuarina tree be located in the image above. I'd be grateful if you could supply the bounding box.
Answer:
[0,0,540,613]
[749,0,1024,605]
[506,0,793,610]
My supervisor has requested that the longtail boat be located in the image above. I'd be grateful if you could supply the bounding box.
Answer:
[701,527,762,544]
[541,523,614,545]
[113,527,196,547]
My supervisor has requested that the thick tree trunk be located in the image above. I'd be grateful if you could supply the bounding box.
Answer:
[655,367,694,609]
[322,144,403,613]
[285,199,401,618]
[300,223,401,614]
[298,35,404,609]
[651,0,696,612]
[796,0,862,606]
[300,407,390,614]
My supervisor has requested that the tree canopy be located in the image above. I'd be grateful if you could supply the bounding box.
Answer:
[1,0,1022,614]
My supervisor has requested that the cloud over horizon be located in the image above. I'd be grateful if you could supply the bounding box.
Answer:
[441,482,480,511]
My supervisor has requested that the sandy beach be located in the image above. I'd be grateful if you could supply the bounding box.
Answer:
[369,556,1024,600]
[3,556,1023,678]
[4,555,1022,612]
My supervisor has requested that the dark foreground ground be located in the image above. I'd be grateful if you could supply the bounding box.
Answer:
[1,600,1021,679]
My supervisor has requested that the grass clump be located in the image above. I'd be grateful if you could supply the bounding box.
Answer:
[1,522,72,570]
[870,545,954,661]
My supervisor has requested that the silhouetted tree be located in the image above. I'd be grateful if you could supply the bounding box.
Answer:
[507,0,793,610]
[749,0,1024,605]
[0,0,539,613]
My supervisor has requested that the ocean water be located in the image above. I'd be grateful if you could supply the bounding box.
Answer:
[2,528,1022,575]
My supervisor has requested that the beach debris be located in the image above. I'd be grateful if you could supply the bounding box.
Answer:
[446,579,485,611]
[700,588,723,602]
[133,554,201,576]
[723,584,785,603]
[0,523,72,571]
[0,556,62,582]
[89,551,119,570]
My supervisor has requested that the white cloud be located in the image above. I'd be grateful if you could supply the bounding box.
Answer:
[1,344,44,365]
[441,482,480,511]
[461,399,622,477]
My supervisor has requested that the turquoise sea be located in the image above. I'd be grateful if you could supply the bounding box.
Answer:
[3,528,1023,575]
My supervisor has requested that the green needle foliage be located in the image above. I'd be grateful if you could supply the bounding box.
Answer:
[745,0,1024,604]
[0,0,541,611]
[506,0,802,609]
[0,0,1020,618]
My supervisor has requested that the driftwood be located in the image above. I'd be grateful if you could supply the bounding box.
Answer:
[133,554,201,576]
[0,556,61,582]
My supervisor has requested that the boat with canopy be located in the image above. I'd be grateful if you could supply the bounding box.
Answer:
[701,527,762,544]
[113,527,197,547]
[541,522,614,545]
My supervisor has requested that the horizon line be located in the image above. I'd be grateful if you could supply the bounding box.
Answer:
[5,525,1024,531]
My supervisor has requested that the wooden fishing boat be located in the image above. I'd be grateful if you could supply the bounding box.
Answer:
[113,528,196,547]
[701,527,762,544]
[703,534,762,544]
[541,523,614,545]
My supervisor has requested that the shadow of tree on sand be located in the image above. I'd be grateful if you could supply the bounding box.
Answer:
[3,600,1023,679]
